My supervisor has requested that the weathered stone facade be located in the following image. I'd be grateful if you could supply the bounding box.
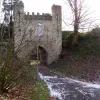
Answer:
[14,0,62,64]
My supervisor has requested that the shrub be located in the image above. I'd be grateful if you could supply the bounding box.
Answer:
[0,43,35,94]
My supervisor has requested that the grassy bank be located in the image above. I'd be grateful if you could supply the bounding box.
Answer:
[28,79,49,100]
[0,63,49,100]
[48,32,100,82]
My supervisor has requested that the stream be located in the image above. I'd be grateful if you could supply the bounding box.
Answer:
[39,72,100,100]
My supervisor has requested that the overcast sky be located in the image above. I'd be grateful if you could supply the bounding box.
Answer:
[22,0,100,31]
[23,0,100,17]
[0,0,100,31]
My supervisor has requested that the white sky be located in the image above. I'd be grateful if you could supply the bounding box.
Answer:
[1,0,100,31]
[22,0,100,31]
[23,0,63,14]
[23,0,100,17]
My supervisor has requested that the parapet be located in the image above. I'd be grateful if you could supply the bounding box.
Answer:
[24,12,52,20]
[52,4,61,9]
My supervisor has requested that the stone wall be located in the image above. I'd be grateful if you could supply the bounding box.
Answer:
[14,0,62,64]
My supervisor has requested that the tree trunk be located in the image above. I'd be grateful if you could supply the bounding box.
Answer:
[71,31,78,49]
[71,0,78,49]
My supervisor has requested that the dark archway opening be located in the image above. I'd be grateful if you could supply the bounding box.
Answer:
[30,46,47,65]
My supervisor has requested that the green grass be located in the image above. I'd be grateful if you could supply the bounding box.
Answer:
[25,66,49,100]
[28,79,49,100]
[47,56,73,76]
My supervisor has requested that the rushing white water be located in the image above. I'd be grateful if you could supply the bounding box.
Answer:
[65,77,100,89]
[39,72,100,100]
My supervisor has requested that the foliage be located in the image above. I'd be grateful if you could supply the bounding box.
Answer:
[63,31,100,57]
[0,41,49,98]
[0,42,35,94]
[89,27,100,36]
[62,31,73,48]
[0,22,13,41]
[48,33,100,81]
[74,34,100,57]
[0,0,50,98]
[62,31,83,48]
[62,31,73,40]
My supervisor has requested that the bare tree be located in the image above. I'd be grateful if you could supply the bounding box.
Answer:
[64,0,91,49]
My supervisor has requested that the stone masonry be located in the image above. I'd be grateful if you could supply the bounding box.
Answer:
[14,0,62,64]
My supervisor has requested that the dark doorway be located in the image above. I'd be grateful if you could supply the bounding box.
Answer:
[30,46,47,65]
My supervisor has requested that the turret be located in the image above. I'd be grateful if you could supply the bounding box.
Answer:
[52,4,62,57]
[13,0,24,23]
[52,4,62,33]
[52,5,61,23]
[13,0,24,49]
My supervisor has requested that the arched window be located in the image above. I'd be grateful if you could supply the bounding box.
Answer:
[35,22,44,38]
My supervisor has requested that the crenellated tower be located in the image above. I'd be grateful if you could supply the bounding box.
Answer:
[13,0,24,23]
[52,4,62,30]
[52,4,62,56]
[13,0,25,49]
[13,1,62,64]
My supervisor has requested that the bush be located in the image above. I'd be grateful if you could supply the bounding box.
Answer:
[0,43,35,94]
[89,27,100,36]
[62,31,73,48]
[62,31,84,48]
[74,34,100,57]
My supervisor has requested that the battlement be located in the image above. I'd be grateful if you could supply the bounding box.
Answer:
[52,4,61,9]
[24,12,52,20]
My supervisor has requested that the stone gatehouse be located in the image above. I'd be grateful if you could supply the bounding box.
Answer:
[14,0,62,64]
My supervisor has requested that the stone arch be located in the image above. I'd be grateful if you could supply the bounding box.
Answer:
[30,46,48,65]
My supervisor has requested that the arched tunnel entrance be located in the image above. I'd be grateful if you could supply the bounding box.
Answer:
[30,46,47,65]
